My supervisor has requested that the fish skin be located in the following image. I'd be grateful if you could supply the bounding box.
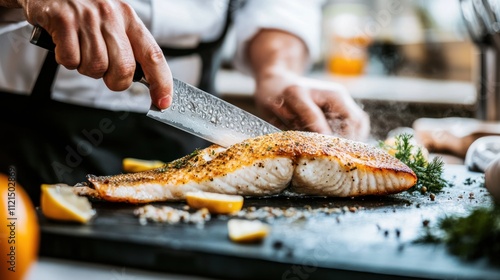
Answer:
[80,131,417,203]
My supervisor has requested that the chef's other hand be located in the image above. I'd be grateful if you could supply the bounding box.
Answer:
[18,0,172,109]
[254,73,370,141]
[248,30,370,141]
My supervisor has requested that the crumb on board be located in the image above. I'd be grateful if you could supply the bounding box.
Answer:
[134,204,362,225]
[231,205,361,223]
[134,205,210,225]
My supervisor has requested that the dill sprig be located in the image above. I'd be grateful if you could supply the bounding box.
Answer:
[414,205,500,264]
[379,133,450,193]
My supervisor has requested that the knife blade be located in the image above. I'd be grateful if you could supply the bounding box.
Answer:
[29,25,280,147]
[146,79,281,147]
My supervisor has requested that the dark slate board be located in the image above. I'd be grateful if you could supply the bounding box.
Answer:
[37,164,500,280]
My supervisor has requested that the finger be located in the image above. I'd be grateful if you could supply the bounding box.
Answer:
[354,111,371,141]
[324,113,350,138]
[280,86,333,134]
[255,94,288,128]
[126,11,172,109]
[30,1,81,69]
[78,18,109,79]
[48,21,81,70]
[101,22,135,90]
[266,115,288,131]
[314,90,371,141]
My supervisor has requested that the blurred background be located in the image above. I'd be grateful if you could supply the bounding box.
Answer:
[320,0,470,79]
[217,0,480,144]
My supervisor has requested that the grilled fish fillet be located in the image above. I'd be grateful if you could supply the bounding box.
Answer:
[75,131,417,203]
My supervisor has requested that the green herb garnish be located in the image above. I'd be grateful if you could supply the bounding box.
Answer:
[379,133,450,193]
[414,205,500,264]
[170,149,200,169]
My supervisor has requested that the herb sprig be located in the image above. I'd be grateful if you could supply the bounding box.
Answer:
[379,133,450,193]
[415,205,500,264]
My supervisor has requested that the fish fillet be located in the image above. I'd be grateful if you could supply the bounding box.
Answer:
[75,131,417,203]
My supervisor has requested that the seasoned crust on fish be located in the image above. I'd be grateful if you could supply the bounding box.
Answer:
[79,131,417,203]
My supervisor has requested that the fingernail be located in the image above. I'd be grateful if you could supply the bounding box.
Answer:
[158,97,170,109]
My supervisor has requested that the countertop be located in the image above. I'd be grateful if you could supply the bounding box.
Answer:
[216,70,476,105]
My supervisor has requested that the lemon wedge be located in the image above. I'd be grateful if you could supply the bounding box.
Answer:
[227,219,270,243]
[122,158,165,172]
[185,191,244,214]
[41,184,95,223]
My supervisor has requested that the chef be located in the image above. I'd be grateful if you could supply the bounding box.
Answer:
[0,0,370,204]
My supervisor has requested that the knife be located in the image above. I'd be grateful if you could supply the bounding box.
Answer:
[29,25,280,147]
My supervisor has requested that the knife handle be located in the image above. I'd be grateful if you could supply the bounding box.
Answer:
[29,25,147,85]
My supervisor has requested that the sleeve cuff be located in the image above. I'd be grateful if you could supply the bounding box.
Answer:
[0,21,29,36]
[233,0,324,75]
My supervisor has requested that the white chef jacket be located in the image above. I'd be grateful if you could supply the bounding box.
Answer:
[0,0,324,113]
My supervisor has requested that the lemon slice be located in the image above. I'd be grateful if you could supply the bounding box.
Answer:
[122,158,165,172]
[383,137,399,157]
[185,191,244,214]
[41,184,95,223]
[227,219,270,243]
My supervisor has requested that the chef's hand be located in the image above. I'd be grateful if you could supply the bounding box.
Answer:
[17,0,172,109]
[254,72,370,141]
[249,29,370,141]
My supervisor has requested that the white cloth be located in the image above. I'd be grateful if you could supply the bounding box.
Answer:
[0,0,324,113]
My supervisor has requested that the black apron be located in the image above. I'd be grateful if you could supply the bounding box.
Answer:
[0,0,239,205]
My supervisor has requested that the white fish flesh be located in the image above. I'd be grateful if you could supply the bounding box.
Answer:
[74,131,417,203]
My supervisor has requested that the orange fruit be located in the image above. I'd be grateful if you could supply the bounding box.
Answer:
[0,171,39,280]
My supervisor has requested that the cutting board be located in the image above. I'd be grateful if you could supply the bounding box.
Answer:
[37,165,500,280]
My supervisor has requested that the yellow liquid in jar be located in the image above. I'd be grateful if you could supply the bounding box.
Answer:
[327,35,371,76]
